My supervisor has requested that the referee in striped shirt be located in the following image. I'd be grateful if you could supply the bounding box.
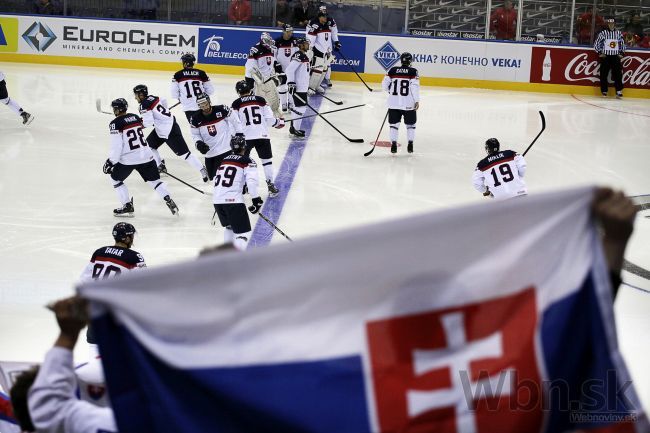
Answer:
[594,18,626,98]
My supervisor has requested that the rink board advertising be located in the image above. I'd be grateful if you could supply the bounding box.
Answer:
[1,14,649,92]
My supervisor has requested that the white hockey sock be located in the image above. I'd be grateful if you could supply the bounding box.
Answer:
[261,158,273,181]
[1,97,23,116]
[233,230,251,251]
[183,152,204,171]
[224,226,235,243]
[150,148,162,166]
[292,105,306,130]
[111,179,130,205]
[325,67,332,80]
[389,123,399,143]
[148,180,170,199]
[278,84,288,108]
[406,124,416,142]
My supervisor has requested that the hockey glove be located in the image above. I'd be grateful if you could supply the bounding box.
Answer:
[288,82,297,94]
[102,159,115,174]
[273,118,285,129]
[248,197,264,214]
[196,140,210,155]
[334,41,342,51]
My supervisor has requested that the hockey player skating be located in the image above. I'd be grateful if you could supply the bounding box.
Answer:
[171,53,215,123]
[286,37,311,138]
[0,71,33,125]
[213,135,264,251]
[306,8,340,90]
[472,138,527,200]
[79,221,146,385]
[134,84,209,182]
[381,52,420,154]
[244,32,283,117]
[103,98,179,217]
[274,24,299,113]
[190,92,244,180]
[231,80,284,197]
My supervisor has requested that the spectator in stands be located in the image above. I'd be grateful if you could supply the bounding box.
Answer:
[10,296,117,433]
[576,8,605,45]
[124,0,159,20]
[33,0,63,15]
[624,12,644,40]
[276,0,294,28]
[489,0,517,41]
[229,0,252,25]
[293,0,317,28]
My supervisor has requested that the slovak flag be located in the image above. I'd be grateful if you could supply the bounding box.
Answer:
[79,187,648,433]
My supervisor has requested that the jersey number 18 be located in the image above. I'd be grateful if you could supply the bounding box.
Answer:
[390,79,410,96]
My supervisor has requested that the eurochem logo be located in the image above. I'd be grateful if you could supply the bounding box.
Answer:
[374,42,400,70]
[0,17,19,52]
[22,21,57,52]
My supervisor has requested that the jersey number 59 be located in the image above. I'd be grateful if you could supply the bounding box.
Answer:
[214,166,237,187]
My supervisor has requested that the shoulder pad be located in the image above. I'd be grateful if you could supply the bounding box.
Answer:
[189,113,202,127]
[231,98,242,110]
[256,96,267,105]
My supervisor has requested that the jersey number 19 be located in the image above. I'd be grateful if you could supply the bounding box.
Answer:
[490,164,514,186]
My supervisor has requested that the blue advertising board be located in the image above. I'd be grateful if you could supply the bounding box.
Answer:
[198,26,366,72]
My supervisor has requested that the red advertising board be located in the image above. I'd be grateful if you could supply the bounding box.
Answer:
[530,46,650,90]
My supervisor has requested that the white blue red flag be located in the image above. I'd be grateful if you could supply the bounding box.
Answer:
[79,186,648,433]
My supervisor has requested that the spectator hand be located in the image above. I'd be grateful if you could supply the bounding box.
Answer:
[47,296,89,350]
[592,187,637,273]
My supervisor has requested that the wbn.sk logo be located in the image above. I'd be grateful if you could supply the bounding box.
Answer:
[203,35,224,58]
[22,21,56,52]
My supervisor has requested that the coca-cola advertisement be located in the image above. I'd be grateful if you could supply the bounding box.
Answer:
[529,46,650,90]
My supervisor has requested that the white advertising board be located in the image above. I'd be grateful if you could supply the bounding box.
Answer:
[12,15,197,61]
[364,34,532,82]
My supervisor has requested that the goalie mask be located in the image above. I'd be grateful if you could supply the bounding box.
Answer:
[260,32,274,48]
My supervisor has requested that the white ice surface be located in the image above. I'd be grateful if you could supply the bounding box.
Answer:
[0,63,649,408]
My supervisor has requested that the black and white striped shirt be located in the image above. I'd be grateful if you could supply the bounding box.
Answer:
[594,29,626,55]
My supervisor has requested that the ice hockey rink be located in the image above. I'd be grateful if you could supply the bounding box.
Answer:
[1,63,649,408]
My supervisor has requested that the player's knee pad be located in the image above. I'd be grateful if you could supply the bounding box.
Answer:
[112,180,124,188]
[148,180,163,190]
[406,124,416,129]
[261,158,272,166]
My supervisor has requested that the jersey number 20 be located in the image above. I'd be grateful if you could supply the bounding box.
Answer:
[390,79,410,96]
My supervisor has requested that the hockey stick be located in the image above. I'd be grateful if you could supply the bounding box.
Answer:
[97,99,180,115]
[96,99,113,115]
[288,104,365,122]
[293,93,364,143]
[522,111,546,157]
[309,87,344,105]
[364,110,389,157]
[258,212,293,242]
[336,50,374,92]
[163,170,207,195]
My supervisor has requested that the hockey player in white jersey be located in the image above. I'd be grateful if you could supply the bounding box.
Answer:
[213,135,264,251]
[306,9,340,90]
[472,138,527,200]
[231,80,285,197]
[170,53,215,123]
[103,98,179,217]
[0,71,33,125]
[190,92,244,180]
[286,37,311,138]
[134,84,209,182]
[274,24,299,113]
[244,32,283,117]
[381,52,420,154]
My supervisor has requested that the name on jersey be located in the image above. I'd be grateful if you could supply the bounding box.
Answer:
[123,115,140,123]
[487,152,505,162]
[104,247,124,256]
[182,70,201,76]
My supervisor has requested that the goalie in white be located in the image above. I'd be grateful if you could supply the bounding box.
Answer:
[244,32,283,117]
